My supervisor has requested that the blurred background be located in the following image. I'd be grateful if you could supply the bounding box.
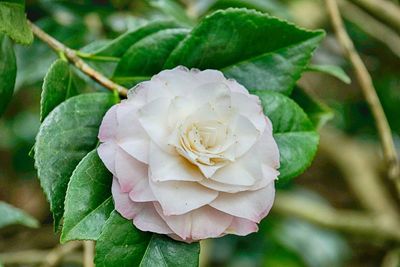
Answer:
[1,0,400,266]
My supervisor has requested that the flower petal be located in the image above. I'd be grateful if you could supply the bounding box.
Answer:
[226,217,259,235]
[149,142,203,182]
[133,203,173,234]
[210,182,275,223]
[98,105,118,142]
[112,178,144,219]
[97,142,118,176]
[149,179,218,216]
[155,204,232,241]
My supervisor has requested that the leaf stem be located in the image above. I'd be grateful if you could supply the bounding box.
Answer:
[28,20,128,97]
[325,0,400,195]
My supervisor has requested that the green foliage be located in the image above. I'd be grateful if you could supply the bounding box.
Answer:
[0,34,16,116]
[0,201,39,229]
[113,28,189,84]
[61,150,113,243]
[291,86,334,128]
[40,60,81,121]
[0,0,33,45]
[165,8,324,94]
[90,21,182,57]
[95,211,200,267]
[34,93,116,229]
[254,91,319,183]
[306,64,351,84]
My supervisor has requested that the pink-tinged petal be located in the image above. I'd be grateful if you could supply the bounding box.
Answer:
[133,203,173,234]
[113,148,156,202]
[149,142,203,182]
[149,179,218,216]
[137,98,174,153]
[231,92,266,132]
[97,142,118,176]
[112,178,144,219]
[98,105,118,142]
[210,182,275,223]
[190,82,231,108]
[211,161,256,186]
[200,175,269,193]
[154,66,198,96]
[116,100,150,163]
[225,217,259,236]
[155,204,232,241]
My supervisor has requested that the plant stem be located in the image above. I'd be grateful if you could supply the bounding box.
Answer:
[40,241,81,267]
[28,20,128,97]
[325,0,400,195]
[83,241,95,267]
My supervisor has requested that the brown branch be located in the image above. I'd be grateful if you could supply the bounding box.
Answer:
[349,0,400,32]
[273,192,400,242]
[40,241,81,267]
[83,241,95,267]
[339,0,400,58]
[28,21,128,97]
[0,250,82,265]
[325,0,400,194]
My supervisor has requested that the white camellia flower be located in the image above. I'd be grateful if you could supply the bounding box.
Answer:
[98,66,280,243]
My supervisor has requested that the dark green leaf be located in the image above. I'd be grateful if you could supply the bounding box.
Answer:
[306,64,351,84]
[61,150,113,243]
[35,93,116,229]
[253,90,318,183]
[40,59,81,122]
[165,8,324,95]
[0,201,39,229]
[291,86,334,128]
[95,211,200,267]
[113,28,189,85]
[91,21,181,57]
[0,34,16,116]
[0,1,33,45]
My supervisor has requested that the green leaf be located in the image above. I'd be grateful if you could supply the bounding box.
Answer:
[61,150,113,243]
[40,59,81,122]
[253,90,319,183]
[165,8,324,95]
[0,201,39,229]
[35,93,116,229]
[306,64,351,84]
[0,34,16,116]
[95,211,200,267]
[113,28,189,85]
[291,86,334,129]
[0,1,33,45]
[91,21,181,57]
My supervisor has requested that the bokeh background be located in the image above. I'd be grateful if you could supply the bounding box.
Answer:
[1,0,400,266]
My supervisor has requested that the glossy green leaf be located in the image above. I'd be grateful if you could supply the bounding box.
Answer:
[165,8,324,95]
[113,28,189,85]
[306,64,351,84]
[61,150,113,243]
[0,34,16,116]
[0,201,39,229]
[95,211,200,267]
[0,1,33,45]
[35,93,116,229]
[291,86,334,129]
[91,21,181,57]
[253,90,318,183]
[40,60,81,122]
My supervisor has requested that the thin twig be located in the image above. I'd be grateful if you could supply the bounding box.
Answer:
[349,0,400,32]
[339,0,400,58]
[320,128,400,220]
[40,241,81,267]
[0,250,82,265]
[28,21,128,97]
[273,193,400,242]
[83,241,95,267]
[325,0,400,194]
